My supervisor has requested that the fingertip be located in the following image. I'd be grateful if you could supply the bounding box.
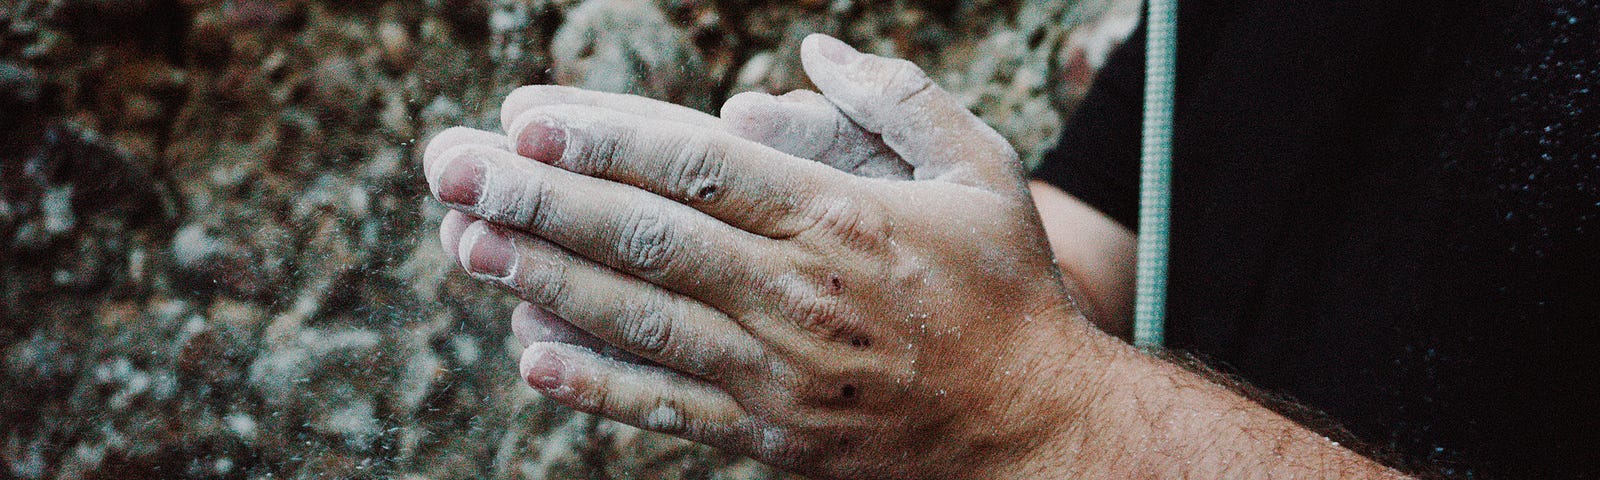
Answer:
[457,220,517,280]
[423,127,509,188]
[455,219,492,276]
[799,34,856,66]
[798,32,936,117]
[718,92,787,142]
[510,302,543,349]
[500,85,575,132]
[721,90,830,123]
[510,112,568,165]
[511,302,573,348]
[519,342,569,392]
[436,153,486,207]
[719,91,779,123]
[719,90,842,160]
[799,34,867,92]
[502,85,722,131]
[796,35,1010,186]
[439,210,474,267]
[807,33,862,66]
[798,34,832,86]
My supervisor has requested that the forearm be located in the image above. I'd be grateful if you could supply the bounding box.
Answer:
[1005,310,1407,479]
[1028,180,1136,338]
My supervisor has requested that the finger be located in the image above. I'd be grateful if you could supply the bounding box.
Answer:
[457,217,769,380]
[799,34,1021,189]
[428,128,503,268]
[521,341,752,446]
[423,127,511,193]
[505,104,859,238]
[499,84,720,135]
[719,90,911,179]
[511,302,653,366]
[439,210,476,268]
[430,145,783,314]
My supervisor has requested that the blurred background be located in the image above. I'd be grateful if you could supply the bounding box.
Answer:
[0,0,1134,477]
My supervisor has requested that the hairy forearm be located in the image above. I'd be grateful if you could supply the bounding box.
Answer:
[1005,310,1408,479]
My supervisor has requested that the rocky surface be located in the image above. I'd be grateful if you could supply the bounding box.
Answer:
[0,0,1134,478]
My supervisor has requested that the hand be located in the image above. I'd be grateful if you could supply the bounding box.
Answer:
[423,34,1106,479]
[722,87,1137,334]
[437,74,1133,339]
[722,89,1137,334]
[431,85,915,366]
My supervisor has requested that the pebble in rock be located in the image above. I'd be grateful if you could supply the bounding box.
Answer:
[551,0,714,111]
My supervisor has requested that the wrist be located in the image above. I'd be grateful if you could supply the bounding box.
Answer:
[956,302,1137,479]
[941,302,1409,480]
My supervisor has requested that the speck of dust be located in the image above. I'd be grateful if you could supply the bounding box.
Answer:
[644,403,683,431]
[760,427,789,458]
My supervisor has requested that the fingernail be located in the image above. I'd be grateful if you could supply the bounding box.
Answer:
[439,155,485,206]
[468,228,516,278]
[813,35,861,65]
[525,348,565,391]
[517,117,567,164]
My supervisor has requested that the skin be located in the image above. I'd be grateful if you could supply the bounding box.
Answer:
[423,34,1406,479]
[723,88,1138,336]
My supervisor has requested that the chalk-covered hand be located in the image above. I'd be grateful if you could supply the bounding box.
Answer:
[423,34,1107,479]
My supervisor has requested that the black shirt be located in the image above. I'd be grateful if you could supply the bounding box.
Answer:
[1033,1,1599,477]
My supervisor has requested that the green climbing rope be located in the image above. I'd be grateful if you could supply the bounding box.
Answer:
[1134,0,1177,349]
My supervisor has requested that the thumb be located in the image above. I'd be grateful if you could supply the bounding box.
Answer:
[799,34,1020,189]
[718,89,911,179]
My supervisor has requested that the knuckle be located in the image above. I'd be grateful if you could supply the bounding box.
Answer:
[777,288,859,342]
[617,299,676,358]
[508,171,555,231]
[969,122,1021,164]
[759,334,886,408]
[617,205,678,274]
[519,256,568,306]
[883,59,934,104]
[760,355,811,400]
[667,133,727,204]
[752,425,815,466]
[998,141,1021,163]
[573,375,611,414]
[796,367,865,407]
[641,397,691,435]
[799,196,891,251]
[570,120,625,174]
[884,58,928,81]
[811,201,865,239]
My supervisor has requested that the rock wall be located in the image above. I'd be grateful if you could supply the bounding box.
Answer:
[0,0,1134,478]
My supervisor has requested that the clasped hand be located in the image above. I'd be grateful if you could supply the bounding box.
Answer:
[423,34,1110,480]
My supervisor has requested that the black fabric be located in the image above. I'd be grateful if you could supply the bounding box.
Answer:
[1033,1,1600,477]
